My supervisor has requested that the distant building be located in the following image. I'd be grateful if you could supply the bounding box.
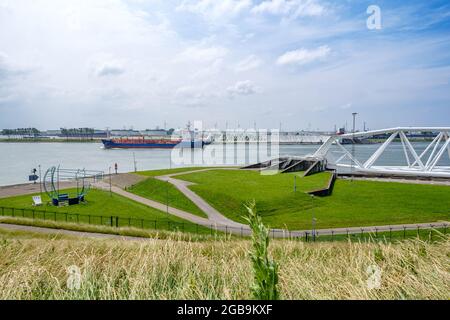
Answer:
[110,129,141,137]
[140,129,168,136]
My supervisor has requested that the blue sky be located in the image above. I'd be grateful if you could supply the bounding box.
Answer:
[0,0,449,131]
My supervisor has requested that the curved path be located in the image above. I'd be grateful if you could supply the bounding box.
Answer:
[96,168,448,237]
[2,169,446,238]
[0,223,157,242]
[155,168,246,228]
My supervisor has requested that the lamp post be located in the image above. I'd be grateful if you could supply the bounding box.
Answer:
[133,152,137,172]
[311,195,316,241]
[38,165,42,197]
[108,166,112,197]
[166,180,169,214]
[351,112,358,181]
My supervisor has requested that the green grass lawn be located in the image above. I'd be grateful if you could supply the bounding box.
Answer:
[128,178,207,218]
[0,188,210,234]
[176,170,450,230]
[131,167,234,218]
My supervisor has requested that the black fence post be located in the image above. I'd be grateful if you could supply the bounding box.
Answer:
[403,227,406,239]
[210,224,213,236]
[305,232,308,242]
[389,227,392,241]
[22,208,25,217]
[331,231,334,242]
[116,216,119,228]
[375,228,378,238]
[417,225,420,238]
[110,216,113,227]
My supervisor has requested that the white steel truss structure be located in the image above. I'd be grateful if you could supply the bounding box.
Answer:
[314,127,450,178]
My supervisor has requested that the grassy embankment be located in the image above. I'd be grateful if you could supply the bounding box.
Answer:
[175,170,450,230]
[0,228,448,299]
[0,188,211,234]
[129,167,226,218]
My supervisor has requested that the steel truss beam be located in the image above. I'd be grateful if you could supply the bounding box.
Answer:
[313,127,450,178]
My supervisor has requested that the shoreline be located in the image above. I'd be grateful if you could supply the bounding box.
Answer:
[0,139,100,143]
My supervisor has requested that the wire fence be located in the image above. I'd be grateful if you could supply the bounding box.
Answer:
[0,206,448,242]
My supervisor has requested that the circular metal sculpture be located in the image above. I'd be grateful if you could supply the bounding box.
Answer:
[43,166,103,206]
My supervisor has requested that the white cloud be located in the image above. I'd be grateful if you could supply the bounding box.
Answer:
[0,51,33,79]
[251,0,325,18]
[174,84,220,107]
[176,0,252,20]
[175,44,228,64]
[227,80,260,96]
[276,45,330,66]
[234,54,263,72]
[339,103,352,110]
[95,61,125,77]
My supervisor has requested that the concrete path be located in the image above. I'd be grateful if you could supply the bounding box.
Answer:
[341,176,450,186]
[0,223,156,242]
[0,173,144,199]
[155,168,246,229]
[144,168,450,237]
[93,181,217,228]
[0,182,76,199]
[3,168,447,238]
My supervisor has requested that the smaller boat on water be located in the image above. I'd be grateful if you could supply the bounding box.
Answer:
[101,136,210,149]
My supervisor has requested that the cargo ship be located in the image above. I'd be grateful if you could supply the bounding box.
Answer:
[101,136,210,149]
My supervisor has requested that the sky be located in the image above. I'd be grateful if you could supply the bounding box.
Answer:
[0,0,449,131]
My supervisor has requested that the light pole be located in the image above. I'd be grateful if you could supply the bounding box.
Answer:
[351,112,358,181]
[166,180,169,214]
[311,195,316,241]
[108,166,112,197]
[38,164,42,197]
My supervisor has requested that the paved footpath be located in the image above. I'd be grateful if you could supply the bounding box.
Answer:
[96,169,448,237]
[0,223,157,242]
[1,168,447,238]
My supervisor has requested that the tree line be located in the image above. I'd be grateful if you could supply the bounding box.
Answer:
[60,128,96,139]
[1,127,97,140]
[1,128,40,137]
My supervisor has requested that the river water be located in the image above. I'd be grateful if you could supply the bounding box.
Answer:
[0,141,448,186]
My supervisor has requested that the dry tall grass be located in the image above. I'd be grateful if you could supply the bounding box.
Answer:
[0,232,448,300]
